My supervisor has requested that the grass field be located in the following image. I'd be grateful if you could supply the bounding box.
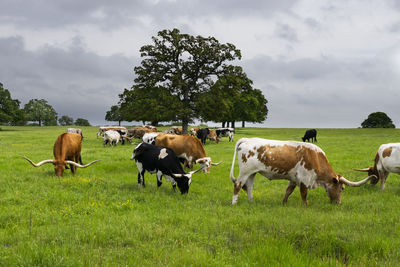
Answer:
[0,126,399,266]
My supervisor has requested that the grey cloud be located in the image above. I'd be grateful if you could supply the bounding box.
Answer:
[0,36,138,125]
[275,23,298,43]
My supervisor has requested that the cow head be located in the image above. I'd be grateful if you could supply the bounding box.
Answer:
[324,174,376,204]
[23,156,99,177]
[353,167,379,184]
[173,167,203,194]
[196,157,222,173]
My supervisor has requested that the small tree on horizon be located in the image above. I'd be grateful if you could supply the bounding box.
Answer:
[58,115,74,126]
[361,112,395,128]
[75,118,91,126]
[24,99,57,126]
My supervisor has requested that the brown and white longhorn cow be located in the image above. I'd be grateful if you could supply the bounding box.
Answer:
[230,138,375,205]
[154,133,221,173]
[23,133,99,177]
[354,143,400,190]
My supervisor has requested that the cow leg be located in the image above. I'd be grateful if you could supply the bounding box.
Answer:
[136,162,145,188]
[79,155,83,165]
[156,171,163,187]
[380,171,389,190]
[282,182,296,204]
[232,172,251,205]
[244,174,256,201]
[300,183,308,205]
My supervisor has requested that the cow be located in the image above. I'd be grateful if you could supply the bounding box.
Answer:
[131,142,202,194]
[23,133,99,177]
[302,129,317,143]
[230,138,375,205]
[155,133,221,173]
[97,126,127,138]
[216,128,234,142]
[170,126,182,135]
[190,128,199,136]
[127,126,155,140]
[66,128,83,139]
[353,143,400,190]
[103,130,121,146]
[207,130,220,144]
[142,132,160,145]
[196,128,210,145]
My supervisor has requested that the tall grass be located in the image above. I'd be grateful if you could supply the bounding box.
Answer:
[0,126,399,266]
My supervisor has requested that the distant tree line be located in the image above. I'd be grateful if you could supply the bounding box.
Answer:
[0,83,91,126]
[105,29,269,133]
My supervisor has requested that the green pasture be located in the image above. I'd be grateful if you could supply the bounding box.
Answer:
[0,126,399,266]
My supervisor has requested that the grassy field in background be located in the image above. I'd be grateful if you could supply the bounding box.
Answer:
[0,126,399,266]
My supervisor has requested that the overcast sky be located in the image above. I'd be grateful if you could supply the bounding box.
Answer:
[1,0,400,127]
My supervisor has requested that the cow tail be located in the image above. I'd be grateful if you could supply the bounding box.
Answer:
[230,138,245,183]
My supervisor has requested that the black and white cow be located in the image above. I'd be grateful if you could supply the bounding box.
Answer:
[216,128,234,142]
[131,142,202,194]
[196,128,210,145]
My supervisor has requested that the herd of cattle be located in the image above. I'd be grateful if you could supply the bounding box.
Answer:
[22,126,400,205]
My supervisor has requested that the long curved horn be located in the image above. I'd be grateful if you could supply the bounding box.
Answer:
[211,161,222,166]
[339,175,376,187]
[189,167,204,175]
[65,160,100,168]
[353,168,370,172]
[22,156,54,167]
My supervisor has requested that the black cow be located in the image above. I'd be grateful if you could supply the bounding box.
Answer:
[130,142,202,194]
[302,129,317,143]
[216,128,234,142]
[196,128,210,145]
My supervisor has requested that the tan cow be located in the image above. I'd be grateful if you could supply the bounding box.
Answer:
[230,138,375,205]
[23,133,99,177]
[207,130,220,144]
[155,133,221,172]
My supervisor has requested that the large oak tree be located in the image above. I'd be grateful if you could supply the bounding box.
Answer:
[121,28,241,133]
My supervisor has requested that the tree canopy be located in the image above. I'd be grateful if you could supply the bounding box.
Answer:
[361,112,395,128]
[75,118,91,126]
[58,115,74,126]
[105,105,125,126]
[119,28,268,132]
[0,83,26,125]
[24,99,57,126]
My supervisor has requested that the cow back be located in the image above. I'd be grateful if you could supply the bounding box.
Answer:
[53,133,82,161]
[155,134,206,159]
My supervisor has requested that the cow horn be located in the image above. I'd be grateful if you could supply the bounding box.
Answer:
[65,160,100,168]
[211,161,222,166]
[22,156,54,167]
[353,168,370,172]
[339,175,376,187]
[189,167,204,175]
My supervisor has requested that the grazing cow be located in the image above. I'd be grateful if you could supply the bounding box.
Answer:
[354,143,400,190]
[142,132,160,145]
[230,138,375,205]
[170,126,182,135]
[144,125,157,132]
[190,128,199,136]
[155,134,221,172]
[302,129,317,143]
[131,143,202,194]
[97,126,127,138]
[207,130,220,144]
[216,128,234,142]
[66,128,83,139]
[103,130,121,146]
[197,128,210,145]
[127,126,155,140]
[23,133,99,177]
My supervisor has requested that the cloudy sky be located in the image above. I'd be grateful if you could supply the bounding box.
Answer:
[1,0,400,127]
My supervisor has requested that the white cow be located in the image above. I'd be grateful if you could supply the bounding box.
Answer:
[103,130,121,147]
[230,138,374,205]
[354,143,400,190]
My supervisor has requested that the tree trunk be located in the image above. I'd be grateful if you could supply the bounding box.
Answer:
[242,121,245,128]
[182,118,189,135]
[118,120,121,126]
[231,121,235,128]
[222,122,225,128]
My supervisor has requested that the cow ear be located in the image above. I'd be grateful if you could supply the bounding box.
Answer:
[332,176,340,184]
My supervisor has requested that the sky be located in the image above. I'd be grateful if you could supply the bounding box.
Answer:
[1,0,400,128]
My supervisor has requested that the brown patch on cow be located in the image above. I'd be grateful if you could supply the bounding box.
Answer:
[248,150,255,158]
[234,182,242,194]
[256,144,334,177]
[382,147,392,158]
[242,154,248,163]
